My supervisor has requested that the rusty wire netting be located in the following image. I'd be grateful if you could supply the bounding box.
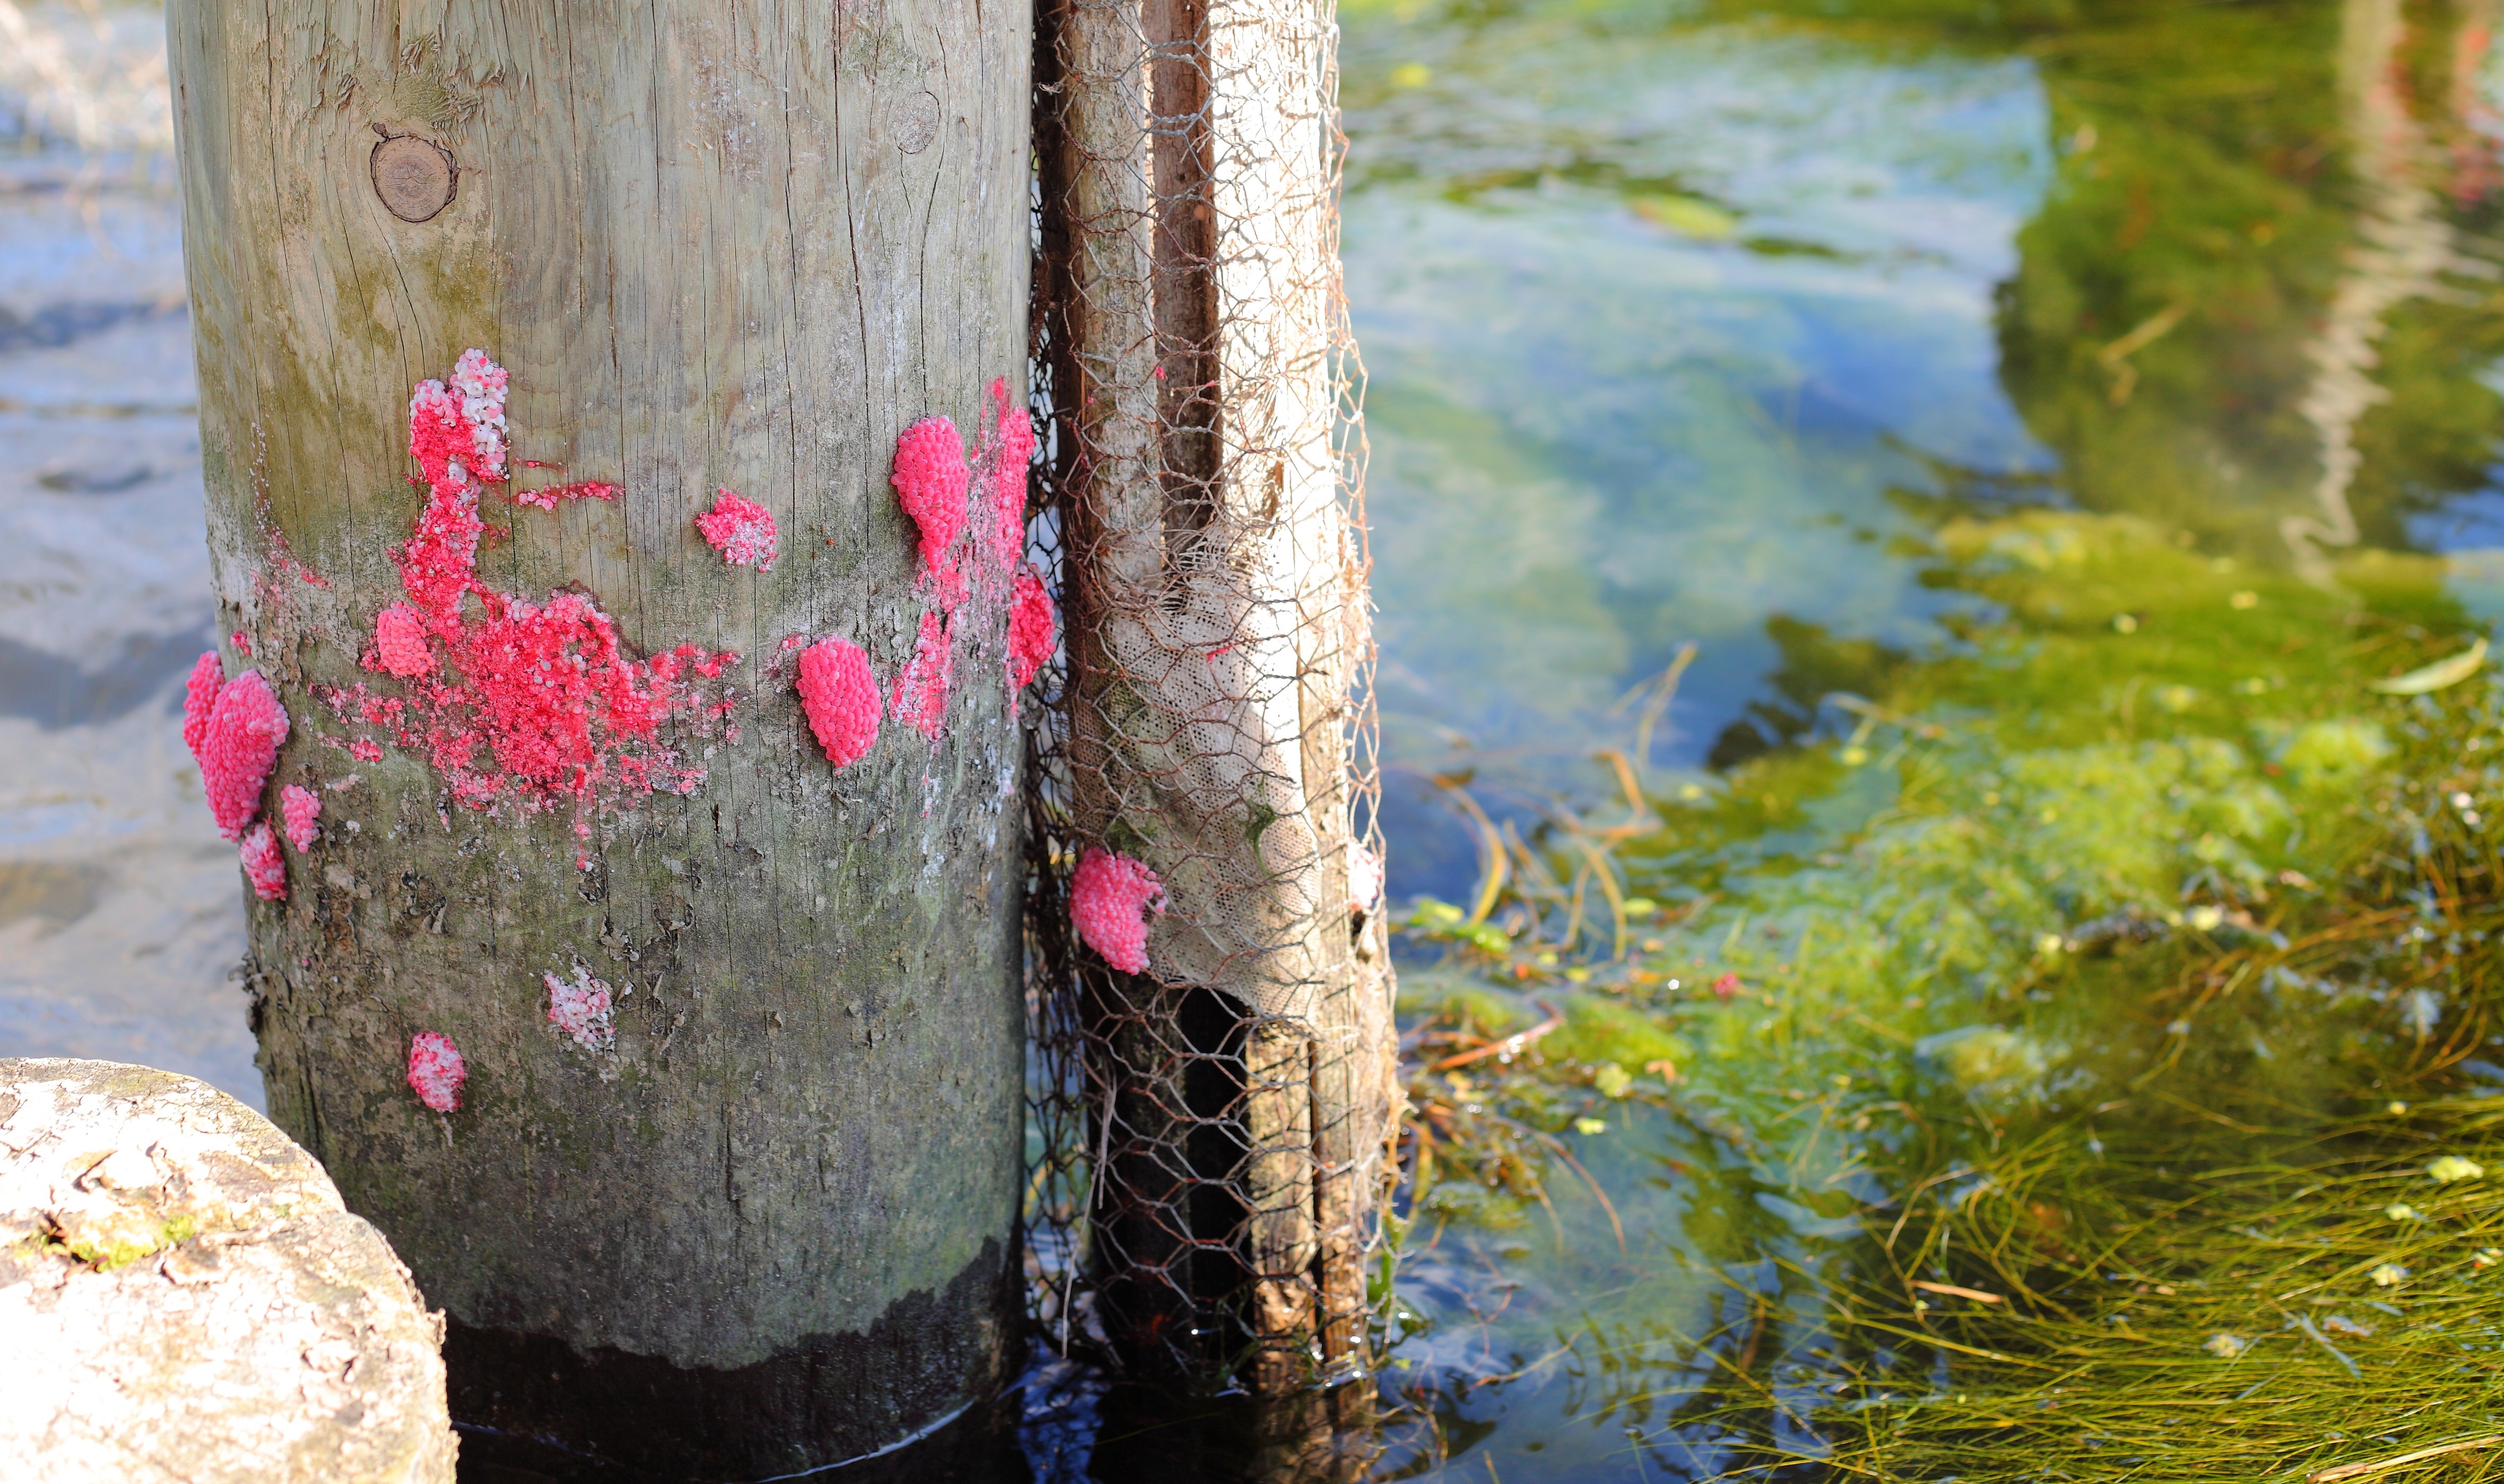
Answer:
[1019,0,1400,1393]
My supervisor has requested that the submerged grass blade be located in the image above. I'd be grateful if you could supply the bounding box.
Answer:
[2369,636,2487,695]
[2308,1435,2504,1483]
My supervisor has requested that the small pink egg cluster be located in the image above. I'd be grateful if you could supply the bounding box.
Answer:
[183,653,296,901]
[787,378,1054,767]
[1071,848,1165,975]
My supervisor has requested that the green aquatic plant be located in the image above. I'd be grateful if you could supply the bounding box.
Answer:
[1748,1092,2504,1481]
[1384,507,2504,1478]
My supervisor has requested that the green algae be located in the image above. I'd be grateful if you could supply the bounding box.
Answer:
[54,1212,200,1272]
[1385,506,2504,1478]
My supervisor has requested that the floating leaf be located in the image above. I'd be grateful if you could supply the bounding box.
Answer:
[2386,1203,2425,1221]
[2202,1333,2250,1358]
[2370,1263,2411,1287]
[1592,1063,1634,1098]
[1631,193,1738,239]
[1573,1116,1608,1135]
[2429,1156,2486,1184]
[2370,636,2488,695]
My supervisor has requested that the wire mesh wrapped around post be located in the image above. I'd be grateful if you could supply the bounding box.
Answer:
[1024,0,1399,1393]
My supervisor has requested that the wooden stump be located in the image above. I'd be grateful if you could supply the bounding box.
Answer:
[0,1058,457,1483]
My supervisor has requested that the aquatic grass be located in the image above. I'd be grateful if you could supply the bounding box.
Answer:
[1381,506,2504,1477]
[1701,741,2504,1480]
[1741,1096,2504,1482]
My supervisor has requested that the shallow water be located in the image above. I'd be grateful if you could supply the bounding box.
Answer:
[9,1,2504,1480]
[1334,2,2504,1479]
[0,147,253,1103]
[1354,0,2504,900]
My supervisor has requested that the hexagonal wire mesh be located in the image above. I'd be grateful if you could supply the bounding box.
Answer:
[1019,0,1400,1392]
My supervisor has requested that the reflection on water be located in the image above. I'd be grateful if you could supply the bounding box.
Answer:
[10,0,2504,1479]
[1358,0,2504,905]
[1347,7,2057,897]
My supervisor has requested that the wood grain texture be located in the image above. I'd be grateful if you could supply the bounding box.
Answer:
[168,0,1029,1466]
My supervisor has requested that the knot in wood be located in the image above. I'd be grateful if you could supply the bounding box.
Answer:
[370,132,458,223]
[895,91,941,155]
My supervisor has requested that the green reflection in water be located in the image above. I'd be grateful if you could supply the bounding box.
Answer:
[1344,0,2056,828]
[1345,1,2504,1479]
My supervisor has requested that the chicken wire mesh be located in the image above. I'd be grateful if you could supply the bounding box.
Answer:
[1020,0,1400,1391]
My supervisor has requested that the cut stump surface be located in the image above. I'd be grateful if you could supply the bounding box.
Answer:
[0,1057,456,1482]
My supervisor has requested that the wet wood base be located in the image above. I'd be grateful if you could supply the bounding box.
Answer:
[445,1239,1020,1481]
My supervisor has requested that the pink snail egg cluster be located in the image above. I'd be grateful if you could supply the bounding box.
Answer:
[893,416,972,608]
[280,785,322,852]
[187,664,290,844]
[181,651,221,758]
[1007,569,1056,691]
[239,823,287,902]
[373,603,434,678]
[1071,848,1165,974]
[331,351,731,829]
[449,349,509,477]
[696,489,778,571]
[406,1031,467,1113]
[187,650,293,906]
[544,968,616,1054]
[406,349,508,498]
[796,638,881,768]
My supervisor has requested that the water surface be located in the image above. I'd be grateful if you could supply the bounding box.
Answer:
[1353,0,2504,897]
[1339,0,2504,1479]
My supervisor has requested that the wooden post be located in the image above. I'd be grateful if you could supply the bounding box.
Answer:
[1039,0,1394,1392]
[167,2,1030,1472]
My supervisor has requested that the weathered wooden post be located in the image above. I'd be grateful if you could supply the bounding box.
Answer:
[167,2,1032,1472]
[1035,0,1398,1394]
